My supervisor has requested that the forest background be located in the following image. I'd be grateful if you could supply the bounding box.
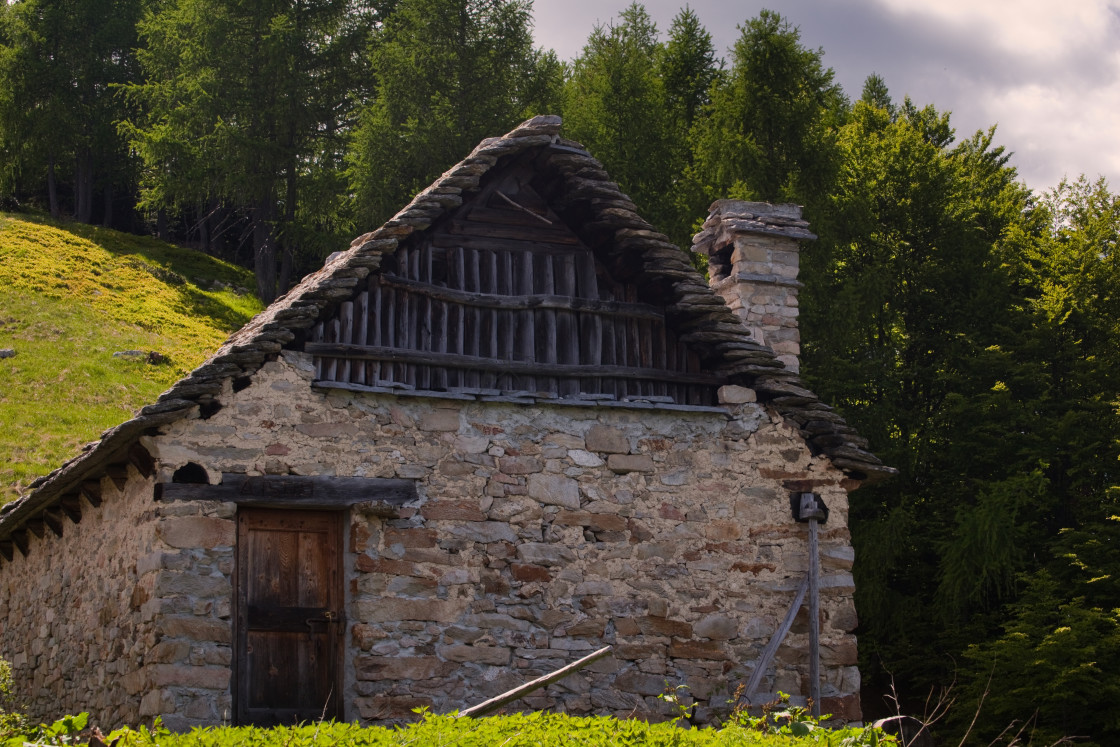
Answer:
[1,0,1118,743]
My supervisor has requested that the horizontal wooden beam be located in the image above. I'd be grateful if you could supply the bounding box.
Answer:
[157,475,416,515]
[378,275,665,321]
[430,233,583,255]
[305,344,724,387]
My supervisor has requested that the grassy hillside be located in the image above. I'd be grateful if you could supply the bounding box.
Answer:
[0,214,264,504]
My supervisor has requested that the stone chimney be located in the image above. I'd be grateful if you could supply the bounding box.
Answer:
[691,201,816,373]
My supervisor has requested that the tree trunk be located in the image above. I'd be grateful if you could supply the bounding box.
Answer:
[47,153,60,219]
[75,148,93,223]
[253,201,277,304]
[198,202,209,253]
[102,183,113,228]
[156,208,169,240]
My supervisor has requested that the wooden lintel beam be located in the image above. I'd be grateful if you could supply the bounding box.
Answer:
[80,480,103,508]
[11,531,28,557]
[0,540,13,562]
[305,344,723,387]
[157,475,416,514]
[25,517,45,539]
[42,509,64,537]
[59,494,83,523]
[106,465,129,491]
[129,443,156,477]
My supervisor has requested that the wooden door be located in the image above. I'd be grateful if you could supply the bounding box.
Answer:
[235,508,344,725]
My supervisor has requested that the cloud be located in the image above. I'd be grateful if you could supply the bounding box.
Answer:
[531,0,1120,190]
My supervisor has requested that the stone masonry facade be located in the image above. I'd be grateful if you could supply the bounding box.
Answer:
[145,350,857,725]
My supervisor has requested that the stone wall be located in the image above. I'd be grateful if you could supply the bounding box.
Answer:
[146,350,861,724]
[0,470,160,727]
[0,475,235,730]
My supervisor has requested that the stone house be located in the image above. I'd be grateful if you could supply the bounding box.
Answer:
[0,115,892,730]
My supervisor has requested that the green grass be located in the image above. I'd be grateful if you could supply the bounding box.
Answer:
[19,711,889,747]
[0,213,264,503]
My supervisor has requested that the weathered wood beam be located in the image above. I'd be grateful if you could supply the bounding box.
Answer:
[80,480,102,508]
[106,465,129,491]
[59,494,83,523]
[0,540,13,562]
[42,509,64,537]
[157,475,416,515]
[305,344,725,387]
[458,645,613,718]
[25,516,45,539]
[377,275,665,321]
[129,443,156,477]
[430,234,580,255]
[11,531,28,557]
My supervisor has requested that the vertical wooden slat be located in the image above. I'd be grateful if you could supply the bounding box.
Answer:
[499,252,514,387]
[466,248,481,387]
[518,251,535,391]
[338,302,353,383]
[325,319,340,381]
[434,301,449,390]
[576,251,599,299]
[538,255,557,394]
[555,254,579,395]
[370,282,382,384]
[354,291,369,385]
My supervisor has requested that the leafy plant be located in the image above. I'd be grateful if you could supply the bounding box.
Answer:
[0,659,26,742]
[728,691,895,747]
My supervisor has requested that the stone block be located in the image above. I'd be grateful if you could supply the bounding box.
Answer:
[637,617,691,637]
[443,521,518,544]
[585,425,629,453]
[511,563,552,582]
[669,640,728,660]
[820,693,862,722]
[420,501,487,522]
[419,409,461,432]
[568,450,604,467]
[527,473,580,509]
[147,664,230,689]
[718,385,757,404]
[156,616,231,644]
[614,671,667,697]
[516,543,575,567]
[357,696,433,721]
[355,656,455,681]
[157,516,235,549]
[146,640,191,664]
[438,644,511,665]
[607,454,654,474]
[499,456,543,474]
[354,598,467,623]
[693,615,738,641]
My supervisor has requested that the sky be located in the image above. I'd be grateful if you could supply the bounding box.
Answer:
[532,0,1120,193]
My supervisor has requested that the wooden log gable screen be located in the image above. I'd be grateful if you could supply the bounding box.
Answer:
[306,165,720,406]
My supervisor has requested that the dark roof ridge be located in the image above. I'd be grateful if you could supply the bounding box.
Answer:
[0,114,893,550]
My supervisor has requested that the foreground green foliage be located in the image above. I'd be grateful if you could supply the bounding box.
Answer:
[0,659,25,741]
[4,710,893,747]
[0,214,262,502]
